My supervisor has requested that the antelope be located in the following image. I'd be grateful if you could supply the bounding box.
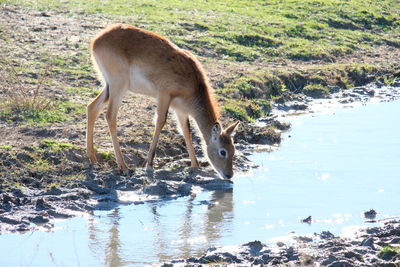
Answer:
[86,24,239,179]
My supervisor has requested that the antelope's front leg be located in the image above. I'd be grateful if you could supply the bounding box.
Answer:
[145,96,171,170]
[176,113,199,168]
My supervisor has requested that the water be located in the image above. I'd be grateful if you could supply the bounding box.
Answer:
[1,101,400,266]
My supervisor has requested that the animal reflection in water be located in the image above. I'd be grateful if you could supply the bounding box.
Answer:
[87,190,233,264]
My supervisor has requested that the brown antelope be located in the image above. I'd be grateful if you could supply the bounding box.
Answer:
[86,24,239,179]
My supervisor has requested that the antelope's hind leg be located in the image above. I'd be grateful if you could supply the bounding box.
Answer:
[105,82,129,172]
[86,85,109,163]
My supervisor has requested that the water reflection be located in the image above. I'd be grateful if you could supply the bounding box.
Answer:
[1,100,399,266]
[87,189,234,265]
[105,209,122,267]
[204,190,234,243]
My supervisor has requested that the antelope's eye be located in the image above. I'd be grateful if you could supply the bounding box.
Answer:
[219,149,227,158]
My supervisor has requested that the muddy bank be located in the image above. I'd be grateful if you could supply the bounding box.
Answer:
[0,154,252,233]
[1,82,400,233]
[160,219,400,266]
[272,81,400,117]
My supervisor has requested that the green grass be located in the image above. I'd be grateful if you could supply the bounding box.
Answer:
[41,139,79,152]
[0,99,84,124]
[378,245,400,260]
[99,151,114,161]
[303,84,330,98]
[1,0,400,122]
[3,0,399,62]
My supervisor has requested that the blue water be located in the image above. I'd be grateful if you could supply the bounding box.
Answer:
[1,101,399,266]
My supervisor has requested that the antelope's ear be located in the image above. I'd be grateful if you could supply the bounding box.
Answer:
[225,121,240,136]
[211,122,222,142]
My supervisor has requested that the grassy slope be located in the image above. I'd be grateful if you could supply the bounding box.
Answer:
[7,0,399,62]
[1,0,399,123]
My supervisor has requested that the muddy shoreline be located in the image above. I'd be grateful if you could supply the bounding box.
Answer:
[1,83,399,232]
[160,218,400,266]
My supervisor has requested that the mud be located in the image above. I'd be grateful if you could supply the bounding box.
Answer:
[1,82,399,236]
[160,219,400,266]
[273,81,400,117]
[0,154,252,233]
[1,82,400,234]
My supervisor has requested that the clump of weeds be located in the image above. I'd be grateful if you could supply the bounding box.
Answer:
[0,59,58,123]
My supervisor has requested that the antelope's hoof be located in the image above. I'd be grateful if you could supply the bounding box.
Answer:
[145,165,154,173]
[88,155,98,164]
[121,169,130,176]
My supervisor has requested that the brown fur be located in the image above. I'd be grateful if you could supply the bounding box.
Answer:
[86,24,238,178]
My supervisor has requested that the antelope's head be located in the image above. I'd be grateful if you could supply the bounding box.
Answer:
[206,121,240,179]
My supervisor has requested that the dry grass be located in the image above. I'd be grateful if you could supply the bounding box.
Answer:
[0,59,54,114]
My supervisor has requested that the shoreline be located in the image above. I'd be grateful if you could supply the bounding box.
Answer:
[1,84,399,234]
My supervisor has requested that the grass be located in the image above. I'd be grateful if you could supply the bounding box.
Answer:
[378,245,400,260]
[1,0,399,122]
[0,59,85,124]
[99,151,114,161]
[41,139,79,152]
[4,0,399,62]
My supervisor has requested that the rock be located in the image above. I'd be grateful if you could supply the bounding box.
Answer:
[235,125,281,145]
[367,89,375,96]
[35,198,51,211]
[252,258,264,265]
[144,181,175,196]
[270,120,291,131]
[28,215,49,224]
[47,210,73,219]
[244,240,264,256]
[0,216,20,225]
[301,215,312,224]
[295,236,313,242]
[361,237,376,250]
[177,183,192,196]
[11,189,24,198]
[319,231,335,240]
[344,250,363,261]
[364,209,377,219]
[375,80,385,88]
[378,249,397,261]
[82,181,111,194]
[389,237,400,244]
[261,254,270,262]
[393,80,400,87]
[16,152,34,163]
[1,193,13,204]
[321,255,339,266]
[276,241,285,247]
[43,186,63,196]
[40,11,50,17]
[198,178,233,191]
[327,260,353,267]
[290,102,308,110]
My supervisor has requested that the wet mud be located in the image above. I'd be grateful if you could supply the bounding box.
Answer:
[1,81,400,265]
[161,219,400,266]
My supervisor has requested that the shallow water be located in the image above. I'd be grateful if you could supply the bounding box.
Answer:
[1,101,400,266]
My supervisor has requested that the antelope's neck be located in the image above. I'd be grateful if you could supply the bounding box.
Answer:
[190,100,219,145]
[193,112,215,145]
